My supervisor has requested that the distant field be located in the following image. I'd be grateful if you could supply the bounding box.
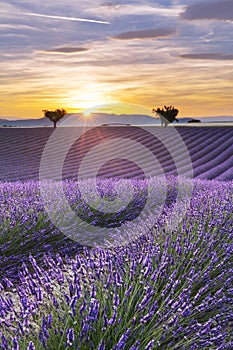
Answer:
[0,126,233,181]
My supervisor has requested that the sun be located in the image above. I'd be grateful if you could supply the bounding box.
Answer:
[66,90,110,111]
[63,86,118,115]
[83,110,92,117]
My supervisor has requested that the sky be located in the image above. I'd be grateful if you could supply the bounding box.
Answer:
[0,0,233,119]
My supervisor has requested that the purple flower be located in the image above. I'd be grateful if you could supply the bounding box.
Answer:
[1,335,8,350]
[145,340,155,350]
[97,339,105,350]
[66,328,74,346]
[12,337,19,350]
[1,177,233,349]
[27,342,36,350]
[125,285,133,296]
[113,329,131,350]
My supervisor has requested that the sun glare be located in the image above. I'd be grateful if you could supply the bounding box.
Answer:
[66,89,114,111]
[83,110,92,117]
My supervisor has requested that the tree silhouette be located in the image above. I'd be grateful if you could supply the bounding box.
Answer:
[43,109,66,128]
[152,106,179,127]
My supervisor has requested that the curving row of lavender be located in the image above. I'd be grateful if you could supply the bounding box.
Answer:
[1,177,233,349]
[0,126,233,181]
[1,126,233,349]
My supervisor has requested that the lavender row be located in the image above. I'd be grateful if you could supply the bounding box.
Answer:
[0,178,233,349]
[1,127,233,182]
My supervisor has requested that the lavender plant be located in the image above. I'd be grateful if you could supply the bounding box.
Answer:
[0,178,233,349]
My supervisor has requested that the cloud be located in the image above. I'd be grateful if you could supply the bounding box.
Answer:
[181,0,233,21]
[0,23,42,31]
[87,3,182,17]
[180,53,233,60]
[112,27,176,40]
[1,0,233,118]
[44,46,89,54]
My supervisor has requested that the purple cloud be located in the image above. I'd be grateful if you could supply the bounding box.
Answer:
[112,28,176,40]
[44,47,89,54]
[181,0,233,21]
[180,53,233,60]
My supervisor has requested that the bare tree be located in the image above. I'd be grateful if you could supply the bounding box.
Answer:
[152,106,179,127]
[43,109,66,128]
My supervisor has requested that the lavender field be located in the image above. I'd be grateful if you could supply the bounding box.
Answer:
[0,126,233,349]
[0,126,233,181]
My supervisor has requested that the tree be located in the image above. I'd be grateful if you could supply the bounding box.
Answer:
[152,105,179,127]
[43,109,66,128]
